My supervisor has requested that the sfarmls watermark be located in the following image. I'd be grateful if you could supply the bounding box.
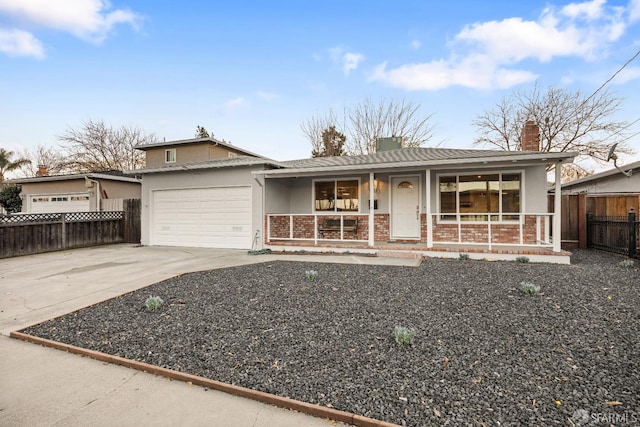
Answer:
[572,409,638,425]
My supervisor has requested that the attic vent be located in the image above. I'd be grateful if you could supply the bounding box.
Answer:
[376,136,404,152]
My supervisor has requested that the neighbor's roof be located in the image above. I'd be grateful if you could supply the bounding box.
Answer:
[127,156,283,175]
[134,137,272,161]
[253,147,577,177]
[561,160,640,189]
[9,171,141,184]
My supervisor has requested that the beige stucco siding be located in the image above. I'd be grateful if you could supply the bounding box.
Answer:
[563,173,640,194]
[98,180,141,199]
[144,144,247,168]
[139,166,264,247]
[20,179,95,212]
[19,179,140,213]
[145,145,210,168]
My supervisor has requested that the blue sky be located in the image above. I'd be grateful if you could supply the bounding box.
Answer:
[1,0,639,167]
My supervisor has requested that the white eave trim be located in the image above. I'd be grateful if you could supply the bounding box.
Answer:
[253,153,575,178]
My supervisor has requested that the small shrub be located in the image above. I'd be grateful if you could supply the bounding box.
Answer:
[305,269,318,281]
[144,296,164,311]
[458,253,470,261]
[619,259,634,268]
[520,282,540,296]
[515,256,530,263]
[394,326,415,346]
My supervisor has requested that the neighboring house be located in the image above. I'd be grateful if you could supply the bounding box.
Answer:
[130,128,576,263]
[556,160,639,248]
[561,160,639,202]
[10,171,141,214]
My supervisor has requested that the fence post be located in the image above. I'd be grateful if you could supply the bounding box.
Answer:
[629,208,637,258]
[586,212,593,248]
[61,213,67,249]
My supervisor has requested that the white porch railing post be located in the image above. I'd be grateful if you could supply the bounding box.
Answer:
[267,215,271,243]
[368,172,375,247]
[487,215,492,250]
[426,169,433,248]
[314,215,318,244]
[289,215,293,239]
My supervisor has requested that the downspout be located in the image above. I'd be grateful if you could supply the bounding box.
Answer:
[85,177,101,211]
[253,174,265,250]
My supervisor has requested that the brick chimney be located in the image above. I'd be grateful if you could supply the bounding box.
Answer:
[36,165,49,177]
[520,120,540,151]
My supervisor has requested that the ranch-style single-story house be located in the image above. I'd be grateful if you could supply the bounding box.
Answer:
[10,171,141,214]
[131,123,576,263]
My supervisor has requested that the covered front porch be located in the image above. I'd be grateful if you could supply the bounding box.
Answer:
[264,211,570,264]
[256,152,569,264]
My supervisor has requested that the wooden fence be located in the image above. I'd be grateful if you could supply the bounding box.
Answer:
[549,194,640,249]
[0,199,141,259]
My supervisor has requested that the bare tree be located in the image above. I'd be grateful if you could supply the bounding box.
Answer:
[347,98,436,155]
[473,82,635,173]
[58,119,157,172]
[301,109,339,156]
[18,145,67,177]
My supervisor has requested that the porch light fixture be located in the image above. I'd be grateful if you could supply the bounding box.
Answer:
[397,181,413,189]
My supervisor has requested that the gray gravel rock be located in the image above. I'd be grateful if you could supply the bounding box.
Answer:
[23,250,639,426]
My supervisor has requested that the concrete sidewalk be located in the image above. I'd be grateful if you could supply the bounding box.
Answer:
[1,244,417,426]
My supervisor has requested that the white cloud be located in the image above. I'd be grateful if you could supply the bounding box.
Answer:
[223,97,249,114]
[372,0,634,91]
[372,56,537,91]
[630,0,640,22]
[257,91,278,101]
[411,39,421,49]
[561,0,606,19]
[0,28,44,58]
[614,65,640,83]
[0,0,141,43]
[343,52,364,75]
[328,46,365,75]
[0,0,141,58]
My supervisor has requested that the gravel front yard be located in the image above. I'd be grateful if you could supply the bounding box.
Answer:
[23,250,639,426]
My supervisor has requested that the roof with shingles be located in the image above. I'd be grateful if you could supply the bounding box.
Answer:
[126,144,577,176]
[255,147,576,176]
[129,156,282,175]
[561,160,640,188]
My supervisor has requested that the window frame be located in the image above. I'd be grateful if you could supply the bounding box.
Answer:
[165,148,176,163]
[312,177,361,213]
[436,170,524,223]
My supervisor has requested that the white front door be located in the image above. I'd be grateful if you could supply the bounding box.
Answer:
[391,176,421,239]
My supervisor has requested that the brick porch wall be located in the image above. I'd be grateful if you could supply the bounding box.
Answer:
[267,214,543,245]
[431,215,540,244]
[267,215,369,241]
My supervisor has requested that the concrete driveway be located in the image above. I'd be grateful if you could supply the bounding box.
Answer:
[1,244,416,426]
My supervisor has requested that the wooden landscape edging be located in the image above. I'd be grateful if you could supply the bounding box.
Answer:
[10,331,399,427]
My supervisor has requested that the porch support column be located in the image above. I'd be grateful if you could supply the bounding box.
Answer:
[368,172,375,247]
[553,162,562,252]
[425,169,433,248]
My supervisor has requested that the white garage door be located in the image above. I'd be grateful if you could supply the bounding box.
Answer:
[30,194,90,213]
[152,186,252,249]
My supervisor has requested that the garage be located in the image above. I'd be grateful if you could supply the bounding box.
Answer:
[30,194,91,214]
[151,186,252,249]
